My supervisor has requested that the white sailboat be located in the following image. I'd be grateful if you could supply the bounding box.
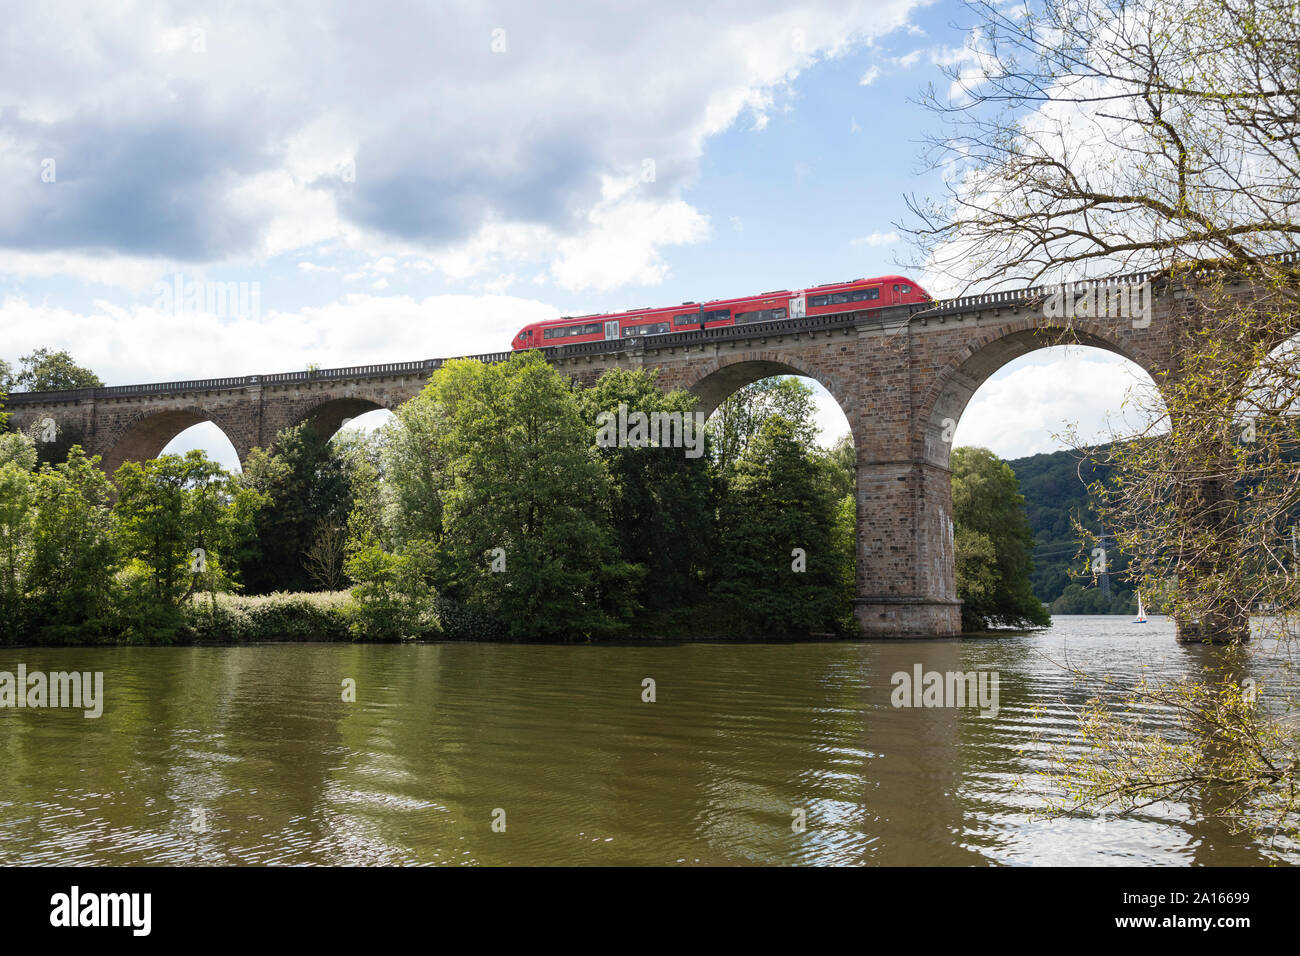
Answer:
[1134,591,1147,624]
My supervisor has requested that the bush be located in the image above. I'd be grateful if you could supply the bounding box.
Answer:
[433,595,506,641]
[343,544,441,640]
[182,591,353,643]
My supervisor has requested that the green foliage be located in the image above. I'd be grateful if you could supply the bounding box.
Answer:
[112,451,264,641]
[239,423,355,593]
[343,543,440,640]
[954,526,1000,609]
[952,446,1050,630]
[708,377,820,475]
[714,417,848,634]
[182,591,353,643]
[10,348,102,392]
[820,433,856,502]
[25,449,119,642]
[1007,445,1136,611]
[0,430,37,471]
[377,386,450,550]
[422,352,641,639]
[1049,583,1137,615]
[579,367,716,610]
[830,492,857,633]
[0,459,36,643]
[344,441,384,555]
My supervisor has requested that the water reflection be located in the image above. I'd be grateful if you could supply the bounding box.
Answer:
[0,617,1294,865]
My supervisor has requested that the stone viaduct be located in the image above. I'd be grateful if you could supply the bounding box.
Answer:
[4,269,1203,638]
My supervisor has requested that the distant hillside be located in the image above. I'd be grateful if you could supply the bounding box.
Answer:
[1002,446,1137,615]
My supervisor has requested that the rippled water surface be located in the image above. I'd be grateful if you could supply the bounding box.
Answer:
[1,616,1295,865]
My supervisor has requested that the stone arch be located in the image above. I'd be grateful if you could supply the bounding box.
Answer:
[101,407,246,475]
[293,396,389,442]
[917,321,1159,470]
[680,350,862,448]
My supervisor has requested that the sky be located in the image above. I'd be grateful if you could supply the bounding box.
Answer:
[0,0,1152,467]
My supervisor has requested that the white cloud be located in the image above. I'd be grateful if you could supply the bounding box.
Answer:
[0,0,927,293]
[550,188,711,292]
[0,292,560,387]
[952,350,1159,459]
[852,231,900,247]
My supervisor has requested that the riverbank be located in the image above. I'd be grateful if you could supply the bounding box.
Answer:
[2,590,871,646]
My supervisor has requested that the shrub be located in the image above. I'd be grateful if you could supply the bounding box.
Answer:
[182,591,353,643]
[343,545,441,640]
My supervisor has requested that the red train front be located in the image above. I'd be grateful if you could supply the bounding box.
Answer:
[510,275,930,349]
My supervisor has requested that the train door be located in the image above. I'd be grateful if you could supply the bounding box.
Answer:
[604,320,620,340]
[789,295,806,318]
[890,283,901,305]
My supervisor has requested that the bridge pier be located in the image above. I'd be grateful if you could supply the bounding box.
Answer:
[854,459,962,638]
[854,596,963,639]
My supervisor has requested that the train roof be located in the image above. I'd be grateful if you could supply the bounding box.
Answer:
[531,274,923,327]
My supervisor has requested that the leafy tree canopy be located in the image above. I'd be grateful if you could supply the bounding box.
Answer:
[952,446,1050,630]
[9,349,103,392]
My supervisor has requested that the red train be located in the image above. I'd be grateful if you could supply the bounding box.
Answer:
[510,274,931,349]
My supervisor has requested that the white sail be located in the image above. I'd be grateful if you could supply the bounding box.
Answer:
[1135,592,1147,623]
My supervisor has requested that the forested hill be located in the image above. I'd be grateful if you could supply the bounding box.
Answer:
[1004,446,1137,615]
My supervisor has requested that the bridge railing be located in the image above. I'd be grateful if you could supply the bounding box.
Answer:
[911,251,1300,317]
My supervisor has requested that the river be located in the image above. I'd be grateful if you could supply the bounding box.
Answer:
[0,615,1295,865]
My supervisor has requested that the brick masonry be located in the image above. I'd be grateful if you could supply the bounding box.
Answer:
[5,285,1197,638]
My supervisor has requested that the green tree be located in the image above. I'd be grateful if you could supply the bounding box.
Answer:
[113,451,262,639]
[708,377,820,475]
[0,439,37,644]
[820,433,856,503]
[714,417,846,634]
[12,348,103,391]
[376,387,451,551]
[951,447,1050,630]
[0,429,37,471]
[579,368,717,611]
[26,448,119,642]
[405,351,640,639]
[830,492,858,632]
[342,435,385,557]
[343,542,439,640]
[239,423,355,593]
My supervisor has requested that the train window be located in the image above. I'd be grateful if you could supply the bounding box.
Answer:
[901,285,911,293]
[675,308,732,325]
[808,288,881,307]
[736,308,788,324]
[625,322,669,336]
[543,322,602,339]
